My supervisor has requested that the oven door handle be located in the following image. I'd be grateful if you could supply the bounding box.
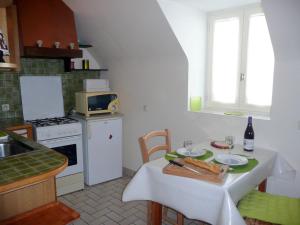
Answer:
[39,135,80,145]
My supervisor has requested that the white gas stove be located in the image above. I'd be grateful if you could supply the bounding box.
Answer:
[27,117,82,140]
[20,76,84,196]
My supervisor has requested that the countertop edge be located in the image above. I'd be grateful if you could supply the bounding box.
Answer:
[0,131,68,194]
[0,157,68,194]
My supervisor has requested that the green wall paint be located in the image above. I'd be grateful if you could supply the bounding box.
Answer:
[0,58,100,119]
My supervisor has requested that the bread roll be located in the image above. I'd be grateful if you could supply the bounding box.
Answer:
[184,157,222,174]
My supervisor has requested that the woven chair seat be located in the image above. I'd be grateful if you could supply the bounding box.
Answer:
[238,190,300,225]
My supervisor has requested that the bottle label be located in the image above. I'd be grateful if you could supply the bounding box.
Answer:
[244,139,254,151]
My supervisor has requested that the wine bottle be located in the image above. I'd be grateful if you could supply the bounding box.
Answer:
[243,116,254,151]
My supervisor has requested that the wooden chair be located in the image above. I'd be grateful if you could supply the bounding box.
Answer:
[244,218,277,225]
[139,129,184,225]
[238,190,300,225]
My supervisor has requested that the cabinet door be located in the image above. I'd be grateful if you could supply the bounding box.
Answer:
[87,118,122,185]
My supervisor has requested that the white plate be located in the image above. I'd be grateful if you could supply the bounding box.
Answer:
[176,148,206,157]
[215,154,248,166]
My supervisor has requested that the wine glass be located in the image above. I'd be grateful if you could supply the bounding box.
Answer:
[183,140,193,156]
[225,136,235,150]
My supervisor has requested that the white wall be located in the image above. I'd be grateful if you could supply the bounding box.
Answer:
[65,0,300,196]
[157,0,207,100]
[260,0,300,197]
[72,48,101,69]
[64,0,189,171]
[64,0,184,62]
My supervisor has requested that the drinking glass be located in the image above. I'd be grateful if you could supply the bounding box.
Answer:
[183,140,193,156]
[225,136,234,149]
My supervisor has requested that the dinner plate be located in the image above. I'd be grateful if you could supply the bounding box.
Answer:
[215,154,248,166]
[211,141,230,149]
[176,148,206,157]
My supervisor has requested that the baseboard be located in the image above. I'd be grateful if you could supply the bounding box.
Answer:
[123,167,136,177]
[56,173,84,196]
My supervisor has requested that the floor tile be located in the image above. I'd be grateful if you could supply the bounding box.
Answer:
[62,176,209,225]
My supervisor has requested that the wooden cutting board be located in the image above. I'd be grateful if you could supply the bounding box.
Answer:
[163,159,228,184]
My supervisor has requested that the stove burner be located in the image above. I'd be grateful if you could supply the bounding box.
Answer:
[26,117,78,127]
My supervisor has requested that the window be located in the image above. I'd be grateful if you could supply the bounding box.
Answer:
[205,6,274,115]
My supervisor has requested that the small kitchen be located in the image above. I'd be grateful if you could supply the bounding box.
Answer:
[0,0,123,224]
[1,0,300,224]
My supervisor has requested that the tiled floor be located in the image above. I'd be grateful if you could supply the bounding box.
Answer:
[59,176,207,225]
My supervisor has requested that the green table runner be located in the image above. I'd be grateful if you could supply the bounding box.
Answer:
[238,190,300,225]
[213,158,258,174]
[165,150,213,161]
[165,150,258,174]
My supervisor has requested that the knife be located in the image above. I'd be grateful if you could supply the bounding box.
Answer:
[169,160,202,175]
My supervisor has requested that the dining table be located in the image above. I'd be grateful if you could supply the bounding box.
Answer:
[122,142,293,225]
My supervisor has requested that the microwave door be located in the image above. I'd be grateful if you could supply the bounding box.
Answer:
[88,94,117,111]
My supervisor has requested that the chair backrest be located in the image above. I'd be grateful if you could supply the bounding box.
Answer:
[138,129,171,163]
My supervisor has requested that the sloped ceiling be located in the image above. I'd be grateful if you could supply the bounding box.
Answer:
[171,0,260,11]
[64,0,300,64]
[64,0,186,63]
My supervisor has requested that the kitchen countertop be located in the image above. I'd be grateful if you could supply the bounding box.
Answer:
[0,131,67,193]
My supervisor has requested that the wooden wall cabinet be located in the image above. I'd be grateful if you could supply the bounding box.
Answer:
[0,0,20,71]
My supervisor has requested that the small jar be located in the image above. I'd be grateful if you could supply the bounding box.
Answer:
[82,59,90,70]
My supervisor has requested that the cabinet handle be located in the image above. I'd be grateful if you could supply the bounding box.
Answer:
[109,134,113,140]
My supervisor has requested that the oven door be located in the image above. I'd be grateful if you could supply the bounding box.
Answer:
[39,135,83,178]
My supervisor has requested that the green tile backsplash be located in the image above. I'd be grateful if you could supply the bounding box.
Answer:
[0,58,100,119]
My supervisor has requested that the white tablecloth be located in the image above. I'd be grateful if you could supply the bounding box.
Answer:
[122,144,282,225]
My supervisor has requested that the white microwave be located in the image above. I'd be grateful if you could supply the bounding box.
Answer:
[75,91,119,116]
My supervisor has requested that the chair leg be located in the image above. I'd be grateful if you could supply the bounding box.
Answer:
[177,213,184,225]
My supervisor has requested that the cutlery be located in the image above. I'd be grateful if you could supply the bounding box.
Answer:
[234,154,255,160]
[169,160,202,175]
[166,153,178,158]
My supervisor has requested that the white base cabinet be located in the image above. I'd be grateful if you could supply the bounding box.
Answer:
[76,115,123,186]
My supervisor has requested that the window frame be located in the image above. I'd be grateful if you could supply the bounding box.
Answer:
[205,4,273,115]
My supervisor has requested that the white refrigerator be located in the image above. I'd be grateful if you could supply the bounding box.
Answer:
[75,115,123,185]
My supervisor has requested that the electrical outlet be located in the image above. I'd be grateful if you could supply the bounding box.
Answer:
[143,105,148,112]
[1,104,9,112]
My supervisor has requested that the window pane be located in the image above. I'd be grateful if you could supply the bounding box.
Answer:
[246,13,274,106]
[211,17,240,104]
